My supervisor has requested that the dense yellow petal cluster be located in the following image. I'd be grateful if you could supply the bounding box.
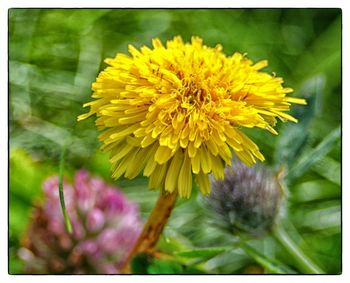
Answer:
[78,36,306,198]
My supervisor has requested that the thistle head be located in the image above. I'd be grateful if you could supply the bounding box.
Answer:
[204,160,284,237]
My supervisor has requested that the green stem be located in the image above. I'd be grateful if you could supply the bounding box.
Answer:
[58,144,73,234]
[272,226,324,274]
[240,242,290,274]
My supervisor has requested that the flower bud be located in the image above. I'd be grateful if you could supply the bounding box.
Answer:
[204,160,283,237]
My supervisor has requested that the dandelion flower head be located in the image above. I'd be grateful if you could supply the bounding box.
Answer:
[79,36,305,198]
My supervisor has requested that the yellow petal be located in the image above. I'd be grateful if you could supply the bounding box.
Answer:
[77,112,93,121]
[126,136,142,147]
[141,134,156,148]
[273,110,298,123]
[200,148,212,174]
[284,97,307,105]
[149,163,168,189]
[195,172,211,195]
[235,150,255,166]
[155,146,173,164]
[252,60,268,70]
[165,150,184,193]
[118,112,146,124]
[178,154,192,198]
[124,148,151,179]
[191,151,201,174]
[253,149,265,161]
[194,133,202,148]
[218,143,232,165]
[206,139,219,156]
[143,144,158,176]
[108,124,140,142]
[210,155,225,180]
[188,142,197,158]
[111,151,134,179]
[110,143,134,163]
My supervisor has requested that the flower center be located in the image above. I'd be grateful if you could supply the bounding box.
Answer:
[178,78,212,110]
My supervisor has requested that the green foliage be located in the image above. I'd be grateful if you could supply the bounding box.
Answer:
[9,149,55,237]
[288,126,340,181]
[274,75,326,166]
[130,253,152,274]
[130,253,205,274]
[175,247,229,259]
[9,8,341,274]
[9,149,56,273]
[240,243,294,274]
[147,259,184,274]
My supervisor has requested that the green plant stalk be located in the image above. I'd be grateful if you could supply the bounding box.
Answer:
[240,242,289,274]
[58,144,73,234]
[272,226,324,274]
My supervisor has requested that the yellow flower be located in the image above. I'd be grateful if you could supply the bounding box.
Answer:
[78,36,306,198]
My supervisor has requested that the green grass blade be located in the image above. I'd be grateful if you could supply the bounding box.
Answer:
[240,243,293,274]
[175,247,229,259]
[287,126,340,180]
[273,226,325,274]
[58,144,73,234]
[274,75,325,166]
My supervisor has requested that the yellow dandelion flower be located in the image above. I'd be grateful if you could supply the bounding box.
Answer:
[78,36,306,198]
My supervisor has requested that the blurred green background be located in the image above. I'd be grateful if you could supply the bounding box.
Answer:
[9,9,341,274]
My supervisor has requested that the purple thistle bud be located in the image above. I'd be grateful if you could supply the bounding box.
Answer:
[204,160,283,237]
[19,169,142,274]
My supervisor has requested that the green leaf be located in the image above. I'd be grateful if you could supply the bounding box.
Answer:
[241,243,295,274]
[131,254,188,274]
[130,253,152,274]
[201,249,250,273]
[287,126,340,180]
[182,265,207,274]
[291,179,340,202]
[294,15,341,86]
[302,233,341,274]
[311,156,340,185]
[175,247,229,259]
[273,226,325,274]
[147,259,183,274]
[157,230,194,254]
[9,149,55,236]
[8,251,24,275]
[274,75,326,166]
[292,204,340,232]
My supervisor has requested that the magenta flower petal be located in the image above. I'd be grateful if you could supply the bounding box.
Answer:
[86,208,105,232]
[19,169,142,274]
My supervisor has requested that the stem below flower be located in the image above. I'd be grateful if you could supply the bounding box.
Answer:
[121,190,178,274]
[272,226,325,274]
